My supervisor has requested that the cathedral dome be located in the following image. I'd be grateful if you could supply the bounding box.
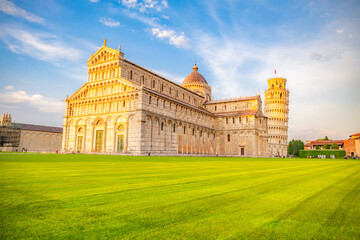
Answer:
[182,64,208,85]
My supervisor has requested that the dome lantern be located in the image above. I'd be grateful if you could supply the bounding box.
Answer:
[181,64,212,101]
[182,64,208,85]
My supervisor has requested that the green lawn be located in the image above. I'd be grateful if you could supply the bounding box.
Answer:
[0,154,359,239]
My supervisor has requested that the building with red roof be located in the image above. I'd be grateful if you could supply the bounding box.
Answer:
[304,140,344,150]
[344,133,360,157]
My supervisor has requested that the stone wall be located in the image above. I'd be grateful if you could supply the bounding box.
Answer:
[19,130,62,152]
[344,138,360,157]
[63,88,270,157]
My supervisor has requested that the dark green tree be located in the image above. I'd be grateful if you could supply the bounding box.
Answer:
[331,142,339,149]
[288,140,294,155]
[323,143,330,149]
[324,136,329,140]
[288,140,305,156]
[316,145,320,149]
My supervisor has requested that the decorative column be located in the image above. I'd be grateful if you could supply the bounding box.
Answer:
[74,123,78,152]
[83,124,87,152]
[103,120,107,153]
[125,119,129,152]
[90,123,95,152]
[113,121,117,153]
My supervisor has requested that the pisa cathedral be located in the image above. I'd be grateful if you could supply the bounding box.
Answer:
[62,39,289,157]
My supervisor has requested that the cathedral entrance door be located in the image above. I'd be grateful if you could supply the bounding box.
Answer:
[240,147,245,156]
[77,136,83,152]
[95,130,104,152]
[117,134,124,152]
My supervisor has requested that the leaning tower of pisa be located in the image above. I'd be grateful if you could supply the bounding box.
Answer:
[264,75,290,157]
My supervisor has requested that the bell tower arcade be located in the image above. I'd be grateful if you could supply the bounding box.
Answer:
[264,74,290,157]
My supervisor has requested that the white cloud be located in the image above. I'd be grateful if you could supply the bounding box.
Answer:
[0,26,83,62]
[193,26,360,141]
[161,0,168,8]
[89,0,100,2]
[5,85,14,90]
[309,50,343,63]
[99,17,120,27]
[0,90,64,113]
[336,29,344,34]
[121,10,187,49]
[149,28,188,48]
[121,0,168,12]
[122,0,137,8]
[0,0,44,24]
[194,31,357,97]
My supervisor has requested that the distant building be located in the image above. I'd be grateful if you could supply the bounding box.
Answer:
[0,113,62,152]
[0,113,20,150]
[344,133,360,157]
[304,140,344,150]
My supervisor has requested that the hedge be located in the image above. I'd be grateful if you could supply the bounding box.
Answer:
[299,150,346,158]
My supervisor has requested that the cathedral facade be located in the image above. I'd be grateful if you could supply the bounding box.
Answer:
[62,40,289,157]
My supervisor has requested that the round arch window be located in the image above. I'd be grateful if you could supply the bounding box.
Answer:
[118,123,125,131]
[96,119,104,125]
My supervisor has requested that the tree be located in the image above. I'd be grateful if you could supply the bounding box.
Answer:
[316,145,320,149]
[331,142,339,149]
[323,143,330,149]
[317,136,331,141]
[288,140,294,155]
[288,140,305,156]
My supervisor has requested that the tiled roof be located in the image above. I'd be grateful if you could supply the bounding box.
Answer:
[143,88,267,119]
[182,64,208,84]
[214,110,266,118]
[122,59,204,98]
[144,87,213,116]
[205,95,260,104]
[16,123,63,133]
[350,133,360,138]
[305,140,344,147]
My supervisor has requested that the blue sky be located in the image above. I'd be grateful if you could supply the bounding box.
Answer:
[0,0,359,141]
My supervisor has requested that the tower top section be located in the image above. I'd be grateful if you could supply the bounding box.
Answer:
[267,77,287,91]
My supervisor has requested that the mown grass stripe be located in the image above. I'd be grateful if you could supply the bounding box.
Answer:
[0,155,359,239]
